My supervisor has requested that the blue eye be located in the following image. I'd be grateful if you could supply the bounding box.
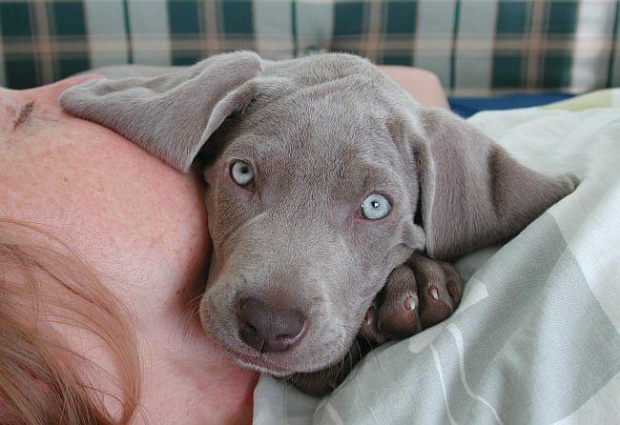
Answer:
[230,161,254,186]
[361,194,391,220]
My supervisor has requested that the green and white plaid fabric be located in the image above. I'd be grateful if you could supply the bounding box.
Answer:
[0,0,619,95]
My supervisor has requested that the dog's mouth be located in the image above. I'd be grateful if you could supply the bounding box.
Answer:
[215,327,353,377]
[228,349,297,377]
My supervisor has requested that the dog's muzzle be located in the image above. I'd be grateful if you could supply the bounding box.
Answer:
[235,297,307,353]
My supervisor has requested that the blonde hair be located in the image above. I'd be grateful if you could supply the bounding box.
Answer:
[0,219,141,424]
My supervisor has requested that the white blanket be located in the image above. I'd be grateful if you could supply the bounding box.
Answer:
[253,98,620,424]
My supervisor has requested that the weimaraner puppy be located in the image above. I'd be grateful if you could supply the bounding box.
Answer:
[59,51,577,395]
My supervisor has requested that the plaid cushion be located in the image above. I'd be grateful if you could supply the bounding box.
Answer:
[0,0,616,95]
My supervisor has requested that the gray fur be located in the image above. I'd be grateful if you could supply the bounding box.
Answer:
[59,52,576,375]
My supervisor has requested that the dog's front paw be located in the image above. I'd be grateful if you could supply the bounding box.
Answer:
[374,265,421,339]
[410,253,463,328]
[365,254,464,340]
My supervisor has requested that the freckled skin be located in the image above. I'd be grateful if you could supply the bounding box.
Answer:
[0,76,257,424]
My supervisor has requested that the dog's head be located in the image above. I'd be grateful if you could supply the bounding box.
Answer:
[60,52,576,375]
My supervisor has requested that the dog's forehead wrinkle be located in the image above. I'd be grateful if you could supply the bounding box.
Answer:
[243,103,398,168]
[231,207,346,253]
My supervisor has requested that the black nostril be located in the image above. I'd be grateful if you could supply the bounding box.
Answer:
[236,297,306,353]
[238,322,264,352]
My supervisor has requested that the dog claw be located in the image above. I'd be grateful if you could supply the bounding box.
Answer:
[377,291,420,338]
[428,286,439,300]
[412,255,464,328]
[359,299,387,343]
[447,281,457,298]
[403,296,414,311]
[365,304,375,324]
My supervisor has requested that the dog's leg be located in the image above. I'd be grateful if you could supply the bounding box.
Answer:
[286,255,463,396]
[411,254,463,328]
[378,254,463,335]
[373,265,421,338]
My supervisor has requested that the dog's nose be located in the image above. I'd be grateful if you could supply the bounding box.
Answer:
[236,297,306,353]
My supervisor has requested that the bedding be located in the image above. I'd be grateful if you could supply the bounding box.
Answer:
[449,93,575,118]
[253,91,620,425]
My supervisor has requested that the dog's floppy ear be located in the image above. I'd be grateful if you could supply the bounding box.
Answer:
[59,51,262,172]
[415,108,577,260]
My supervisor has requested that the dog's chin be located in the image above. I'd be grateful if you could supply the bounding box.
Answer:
[230,351,295,377]
[227,347,347,377]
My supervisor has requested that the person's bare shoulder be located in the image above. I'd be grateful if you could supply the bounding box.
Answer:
[0,78,210,304]
[0,78,257,422]
[377,66,449,109]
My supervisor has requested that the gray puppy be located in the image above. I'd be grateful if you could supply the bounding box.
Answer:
[59,51,576,395]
